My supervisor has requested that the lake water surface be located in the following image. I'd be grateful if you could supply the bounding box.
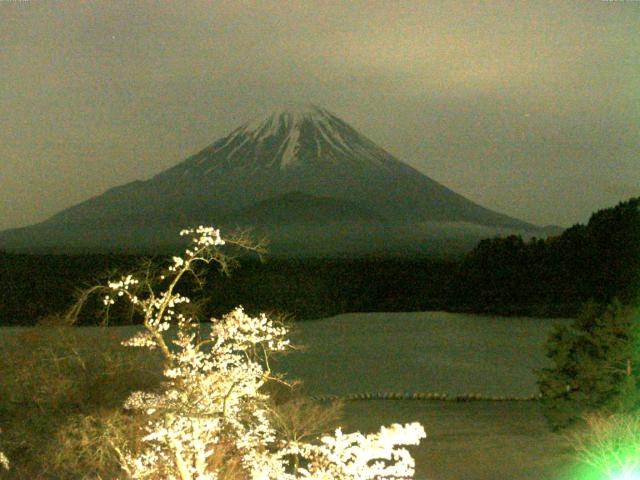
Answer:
[273,311,571,398]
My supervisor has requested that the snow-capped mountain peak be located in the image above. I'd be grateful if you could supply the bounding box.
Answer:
[178,104,396,175]
[0,103,539,252]
[20,104,533,245]
[243,103,330,132]
[238,105,336,167]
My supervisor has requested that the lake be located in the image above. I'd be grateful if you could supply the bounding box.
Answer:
[274,311,571,399]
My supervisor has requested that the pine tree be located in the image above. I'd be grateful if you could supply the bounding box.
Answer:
[537,299,640,430]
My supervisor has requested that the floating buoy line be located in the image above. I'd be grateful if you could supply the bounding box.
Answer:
[311,392,541,402]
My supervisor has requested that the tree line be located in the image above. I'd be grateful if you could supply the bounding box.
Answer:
[449,197,640,316]
[1,197,638,326]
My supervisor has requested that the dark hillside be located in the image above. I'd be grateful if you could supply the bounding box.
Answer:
[448,197,640,315]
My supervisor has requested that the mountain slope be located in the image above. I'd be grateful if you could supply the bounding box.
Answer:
[43,105,531,227]
[0,104,538,253]
[221,191,386,226]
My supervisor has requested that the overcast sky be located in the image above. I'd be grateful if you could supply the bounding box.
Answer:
[1,0,638,230]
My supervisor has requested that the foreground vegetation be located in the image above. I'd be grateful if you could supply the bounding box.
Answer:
[4,311,631,479]
[0,324,164,478]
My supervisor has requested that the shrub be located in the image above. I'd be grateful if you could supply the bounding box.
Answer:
[45,409,146,479]
[0,318,163,478]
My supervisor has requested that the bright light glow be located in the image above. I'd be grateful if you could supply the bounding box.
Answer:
[612,469,640,480]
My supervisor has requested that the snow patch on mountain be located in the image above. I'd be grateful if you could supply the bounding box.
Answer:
[223,104,364,170]
[278,118,301,168]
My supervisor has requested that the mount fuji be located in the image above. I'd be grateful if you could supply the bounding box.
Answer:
[0,105,544,255]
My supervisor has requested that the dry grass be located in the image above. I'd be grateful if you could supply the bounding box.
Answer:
[0,320,162,478]
[45,410,146,479]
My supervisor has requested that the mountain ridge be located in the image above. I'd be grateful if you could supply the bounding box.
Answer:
[1,104,542,254]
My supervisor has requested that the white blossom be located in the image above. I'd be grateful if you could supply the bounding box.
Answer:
[288,423,426,480]
[107,226,425,479]
[122,331,158,349]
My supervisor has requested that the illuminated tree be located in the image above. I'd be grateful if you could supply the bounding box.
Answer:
[103,226,426,479]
